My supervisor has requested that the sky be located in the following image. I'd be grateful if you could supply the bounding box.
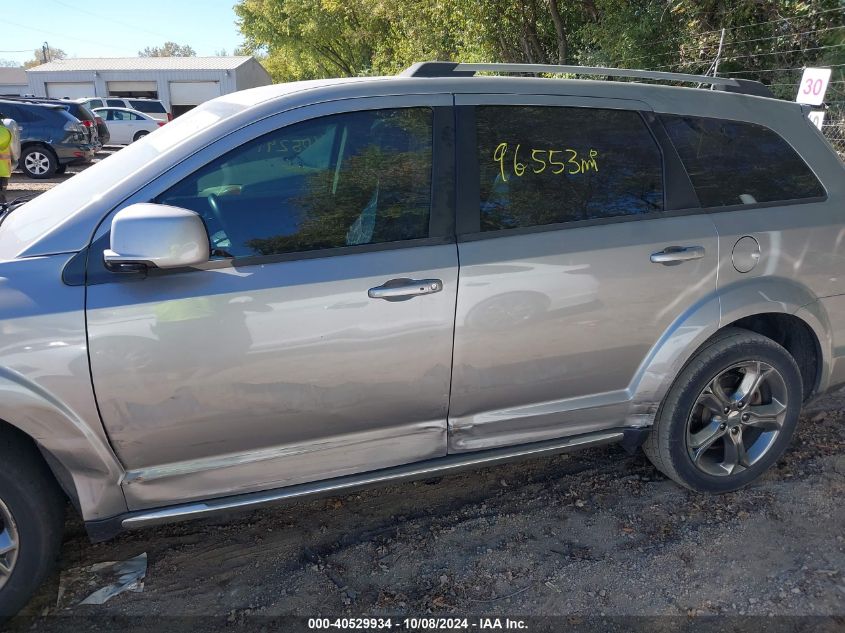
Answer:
[1,0,246,66]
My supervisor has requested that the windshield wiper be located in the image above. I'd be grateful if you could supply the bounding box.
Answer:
[0,196,35,227]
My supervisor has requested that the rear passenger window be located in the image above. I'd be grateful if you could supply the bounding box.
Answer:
[476,106,663,232]
[661,114,825,207]
[157,108,433,259]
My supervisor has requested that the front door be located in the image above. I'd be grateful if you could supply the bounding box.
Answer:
[86,101,457,509]
[449,96,719,451]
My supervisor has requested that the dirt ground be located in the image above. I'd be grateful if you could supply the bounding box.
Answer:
[4,161,844,631]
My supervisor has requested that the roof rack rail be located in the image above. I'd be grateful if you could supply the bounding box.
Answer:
[400,62,774,98]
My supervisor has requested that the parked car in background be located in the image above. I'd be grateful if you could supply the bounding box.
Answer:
[80,97,171,122]
[93,107,164,145]
[6,97,101,150]
[0,99,94,178]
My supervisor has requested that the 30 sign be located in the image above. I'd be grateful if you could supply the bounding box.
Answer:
[796,67,832,106]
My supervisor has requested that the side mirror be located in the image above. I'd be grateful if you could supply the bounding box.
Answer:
[104,203,210,272]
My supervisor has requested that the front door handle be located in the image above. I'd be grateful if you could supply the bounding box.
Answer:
[650,245,706,265]
[368,278,443,301]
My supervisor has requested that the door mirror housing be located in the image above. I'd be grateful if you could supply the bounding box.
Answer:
[104,203,210,271]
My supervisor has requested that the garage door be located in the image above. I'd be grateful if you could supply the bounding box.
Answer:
[108,81,157,94]
[45,82,95,99]
[169,81,220,106]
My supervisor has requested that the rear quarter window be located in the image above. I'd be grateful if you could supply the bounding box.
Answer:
[129,100,166,113]
[660,114,825,207]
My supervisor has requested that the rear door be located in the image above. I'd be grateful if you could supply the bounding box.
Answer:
[85,96,458,509]
[449,95,719,451]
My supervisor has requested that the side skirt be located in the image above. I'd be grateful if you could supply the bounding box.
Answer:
[86,428,646,542]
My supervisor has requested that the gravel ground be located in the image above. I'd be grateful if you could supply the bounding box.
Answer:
[3,160,844,630]
[6,393,843,630]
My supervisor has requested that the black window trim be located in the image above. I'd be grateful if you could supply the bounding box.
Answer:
[455,103,688,241]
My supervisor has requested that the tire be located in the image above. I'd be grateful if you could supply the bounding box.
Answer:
[54,165,67,175]
[20,146,58,180]
[0,428,65,620]
[133,131,149,142]
[643,327,803,493]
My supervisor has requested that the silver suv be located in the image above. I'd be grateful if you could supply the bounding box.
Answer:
[1,62,843,617]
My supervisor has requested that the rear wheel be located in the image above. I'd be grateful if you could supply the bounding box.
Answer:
[20,147,58,179]
[133,131,149,142]
[0,429,65,619]
[644,328,803,493]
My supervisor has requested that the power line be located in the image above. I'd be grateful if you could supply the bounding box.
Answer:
[722,62,845,75]
[48,0,172,41]
[716,23,845,47]
[718,42,845,63]
[610,7,845,66]
[2,18,137,55]
[617,25,845,68]
[769,80,845,86]
[716,5,844,34]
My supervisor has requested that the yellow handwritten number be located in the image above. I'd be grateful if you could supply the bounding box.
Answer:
[531,149,547,174]
[513,144,526,177]
[493,142,508,182]
[547,150,565,174]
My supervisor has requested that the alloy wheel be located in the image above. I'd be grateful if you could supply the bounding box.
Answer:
[0,497,19,590]
[24,152,51,176]
[686,360,788,477]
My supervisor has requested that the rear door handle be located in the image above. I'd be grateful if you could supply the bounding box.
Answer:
[368,278,443,301]
[650,245,706,265]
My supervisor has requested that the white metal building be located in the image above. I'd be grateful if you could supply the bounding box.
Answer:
[26,56,272,116]
[0,67,28,96]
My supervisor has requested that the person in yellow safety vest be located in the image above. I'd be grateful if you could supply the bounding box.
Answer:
[0,115,11,205]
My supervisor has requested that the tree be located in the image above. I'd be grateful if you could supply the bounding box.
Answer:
[235,0,845,88]
[22,46,66,69]
[139,42,196,57]
[0,59,20,68]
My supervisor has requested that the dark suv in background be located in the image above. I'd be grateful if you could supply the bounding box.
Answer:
[7,97,100,149]
[0,99,95,178]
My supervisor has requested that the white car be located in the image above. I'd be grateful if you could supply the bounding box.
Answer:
[78,97,171,122]
[93,107,164,145]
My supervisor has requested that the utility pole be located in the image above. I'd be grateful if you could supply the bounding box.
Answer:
[711,28,726,84]
[42,42,49,64]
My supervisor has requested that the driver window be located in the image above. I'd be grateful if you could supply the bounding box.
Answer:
[156,107,433,259]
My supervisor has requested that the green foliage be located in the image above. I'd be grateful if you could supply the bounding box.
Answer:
[139,42,197,57]
[235,0,845,90]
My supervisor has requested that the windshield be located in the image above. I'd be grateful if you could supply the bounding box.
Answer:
[0,99,245,256]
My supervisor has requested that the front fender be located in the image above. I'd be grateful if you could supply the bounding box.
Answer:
[0,254,126,520]
[626,277,831,426]
[0,368,127,520]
